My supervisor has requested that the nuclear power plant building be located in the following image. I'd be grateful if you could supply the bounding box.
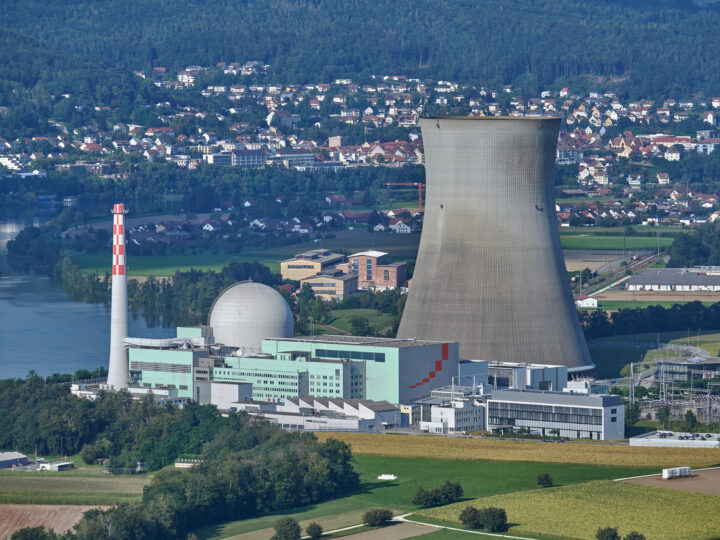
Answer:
[119,281,459,405]
[398,117,595,374]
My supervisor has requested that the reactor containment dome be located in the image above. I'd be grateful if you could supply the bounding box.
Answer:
[397,116,595,374]
[209,282,293,351]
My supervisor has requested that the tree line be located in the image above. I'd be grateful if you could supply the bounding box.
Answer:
[580,301,720,339]
[3,161,424,214]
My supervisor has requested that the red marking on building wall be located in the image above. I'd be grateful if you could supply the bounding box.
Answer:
[408,343,450,389]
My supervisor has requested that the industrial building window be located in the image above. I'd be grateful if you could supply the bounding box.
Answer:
[130,361,190,373]
[488,402,602,426]
[315,349,385,362]
[179,385,188,390]
[384,270,390,280]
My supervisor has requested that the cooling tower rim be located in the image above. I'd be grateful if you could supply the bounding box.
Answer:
[422,115,561,121]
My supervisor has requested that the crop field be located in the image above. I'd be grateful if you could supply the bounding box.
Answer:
[415,531,502,539]
[316,433,720,468]
[558,234,673,251]
[345,455,648,509]
[0,472,148,505]
[70,251,283,276]
[0,504,104,539]
[197,454,646,539]
[415,480,720,540]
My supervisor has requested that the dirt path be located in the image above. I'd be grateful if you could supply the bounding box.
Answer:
[0,504,104,539]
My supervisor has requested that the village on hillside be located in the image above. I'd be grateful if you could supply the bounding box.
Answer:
[3,61,720,239]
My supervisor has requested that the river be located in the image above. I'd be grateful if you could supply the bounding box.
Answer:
[0,205,174,379]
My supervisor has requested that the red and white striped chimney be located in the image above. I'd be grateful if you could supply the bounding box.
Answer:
[107,203,128,389]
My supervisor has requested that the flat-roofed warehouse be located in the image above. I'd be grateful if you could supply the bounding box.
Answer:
[0,452,28,469]
[486,389,624,440]
[281,249,345,281]
[627,267,720,291]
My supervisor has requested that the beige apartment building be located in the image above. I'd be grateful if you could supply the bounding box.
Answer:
[280,249,345,281]
[300,269,358,301]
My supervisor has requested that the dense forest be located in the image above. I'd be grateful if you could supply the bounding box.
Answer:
[0,29,167,139]
[2,1,720,101]
[2,377,359,540]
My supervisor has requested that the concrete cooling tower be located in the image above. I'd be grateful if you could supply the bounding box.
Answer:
[397,116,594,374]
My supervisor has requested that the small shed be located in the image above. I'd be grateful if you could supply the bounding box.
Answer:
[576,296,598,308]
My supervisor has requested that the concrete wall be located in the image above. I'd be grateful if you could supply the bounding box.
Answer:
[129,348,197,398]
[195,381,253,409]
[398,117,594,373]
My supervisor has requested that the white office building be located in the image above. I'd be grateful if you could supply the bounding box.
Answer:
[420,398,485,434]
[486,389,624,440]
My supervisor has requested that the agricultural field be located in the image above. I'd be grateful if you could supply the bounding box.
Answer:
[316,433,720,468]
[558,234,673,251]
[625,467,720,496]
[0,471,148,505]
[0,504,103,540]
[415,480,720,540]
[196,454,648,540]
[70,251,283,276]
[414,531,503,539]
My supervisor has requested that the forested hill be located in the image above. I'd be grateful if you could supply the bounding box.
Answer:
[2,0,720,98]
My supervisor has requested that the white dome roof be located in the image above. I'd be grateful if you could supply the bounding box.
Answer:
[209,282,293,350]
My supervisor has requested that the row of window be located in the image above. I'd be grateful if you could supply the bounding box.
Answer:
[488,402,603,426]
[315,349,386,362]
[131,361,190,374]
[142,383,187,390]
[216,370,298,379]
